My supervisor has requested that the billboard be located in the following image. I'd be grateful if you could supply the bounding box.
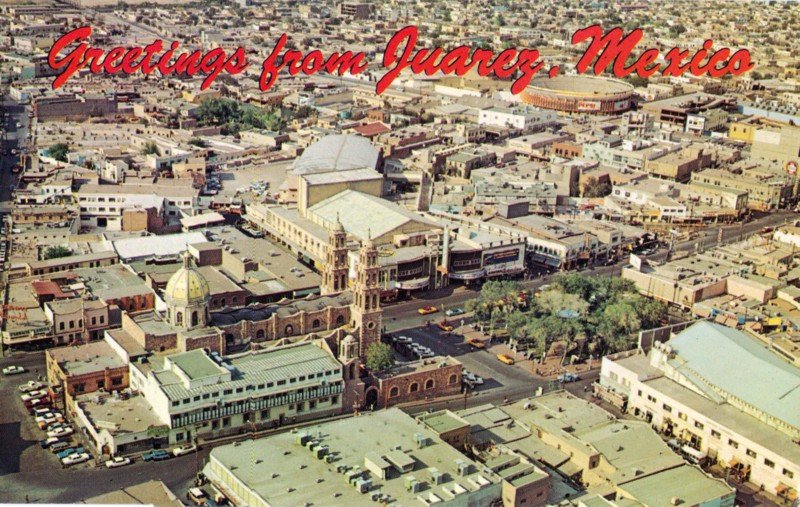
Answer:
[484,248,521,266]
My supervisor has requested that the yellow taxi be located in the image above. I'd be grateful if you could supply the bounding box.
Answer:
[496,353,515,365]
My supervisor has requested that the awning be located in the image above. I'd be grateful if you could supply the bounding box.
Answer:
[727,458,741,468]
[395,277,430,290]
[449,269,485,281]
[545,258,561,268]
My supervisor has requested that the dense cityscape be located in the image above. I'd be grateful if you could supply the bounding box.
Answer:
[0,0,799,505]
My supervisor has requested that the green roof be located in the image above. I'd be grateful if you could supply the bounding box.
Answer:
[168,349,222,380]
[617,465,733,506]
[669,321,800,430]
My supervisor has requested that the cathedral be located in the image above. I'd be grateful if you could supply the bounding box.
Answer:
[111,216,384,407]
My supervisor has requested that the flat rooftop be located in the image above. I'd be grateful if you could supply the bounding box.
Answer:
[205,408,502,507]
[48,341,126,376]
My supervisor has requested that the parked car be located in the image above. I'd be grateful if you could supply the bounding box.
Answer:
[50,441,72,453]
[62,452,90,467]
[105,456,132,468]
[187,487,208,506]
[436,321,454,332]
[25,398,51,412]
[417,306,438,315]
[56,446,85,460]
[445,307,465,317]
[464,373,484,386]
[142,449,171,462]
[21,390,48,402]
[3,365,25,375]
[557,373,580,383]
[40,436,64,448]
[467,338,486,349]
[19,380,44,392]
[496,354,515,365]
[47,426,73,438]
[33,406,53,417]
[394,335,412,345]
[37,415,64,429]
[172,444,197,457]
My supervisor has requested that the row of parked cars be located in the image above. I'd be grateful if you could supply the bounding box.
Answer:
[391,335,435,359]
[22,385,91,467]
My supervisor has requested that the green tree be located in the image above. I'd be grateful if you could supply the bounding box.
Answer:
[365,342,395,371]
[582,176,612,198]
[43,246,72,260]
[45,143,69,162]
[141,141,160,156]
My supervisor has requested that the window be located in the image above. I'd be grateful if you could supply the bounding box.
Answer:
[223,389,232,395]
[662,404,672,413]
[694,421,704,430]
[729,439,739,449]
[193,396,200,402]
[176,432,184,442]
[764,458,775,468]
[746,449,756,458]
[312,319,320,328]
[646,394,656,403]
[678,412,688,421]
[425,379,434,390]
[111,377,122,386]
[390,387,399,397]
[783,469,794,479]
[222,417,230,428]
[409,383,419,393]
[331,395,338,404]
[711,430,721,439]
[449,374,457,384]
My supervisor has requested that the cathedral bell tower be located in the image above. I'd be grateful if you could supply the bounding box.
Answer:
[351,234,382,359]
[321,215,349,295]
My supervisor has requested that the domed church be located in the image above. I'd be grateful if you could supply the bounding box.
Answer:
[164,251,211,330]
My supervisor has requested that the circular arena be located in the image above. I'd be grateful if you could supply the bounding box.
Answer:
[520,75,634,114]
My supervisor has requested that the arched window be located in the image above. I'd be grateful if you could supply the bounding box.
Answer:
[256,329,265,339]
[449,374,457,385]
[285,324,294,335]
[389,386,399,397]
[425,379,434,390]
[336,315,345,325]
[191,311,199,327]
[176,311,183,326]
[312,319,321,329]
[409,383,419,393]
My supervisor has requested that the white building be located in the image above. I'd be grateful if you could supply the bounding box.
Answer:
[598,321,800,502]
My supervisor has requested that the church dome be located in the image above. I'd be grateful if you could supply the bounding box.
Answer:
[165,251,210,306]
[291,134,380,175]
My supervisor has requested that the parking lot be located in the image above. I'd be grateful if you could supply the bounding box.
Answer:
[387,320,548,405]
[0,352,199,503]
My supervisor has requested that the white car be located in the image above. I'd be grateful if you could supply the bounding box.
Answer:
[47,426,73,438]
[19,380,44,392]
[62,452,90,466]
[21,390,47,402]
[3,365,25,375]
[105,456,132,468]
[172,444,197,457]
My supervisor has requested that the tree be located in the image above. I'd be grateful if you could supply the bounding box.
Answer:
[582,176,612,198]
[43,246,72,260]
[45,143,69,162]
[365,342,395,372]
[141,141,160,156]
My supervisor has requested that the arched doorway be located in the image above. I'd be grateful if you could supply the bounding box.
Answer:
[365,387,379,408]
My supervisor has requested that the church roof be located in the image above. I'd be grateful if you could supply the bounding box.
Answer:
[291,134,380,175]
[164,251,210,306]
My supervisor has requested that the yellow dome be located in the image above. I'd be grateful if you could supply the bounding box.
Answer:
[165,251,210,305]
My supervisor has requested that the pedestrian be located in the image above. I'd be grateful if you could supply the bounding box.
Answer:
[25,495,29,504]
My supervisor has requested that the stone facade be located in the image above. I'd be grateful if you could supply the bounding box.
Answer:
[374,358,462,408]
